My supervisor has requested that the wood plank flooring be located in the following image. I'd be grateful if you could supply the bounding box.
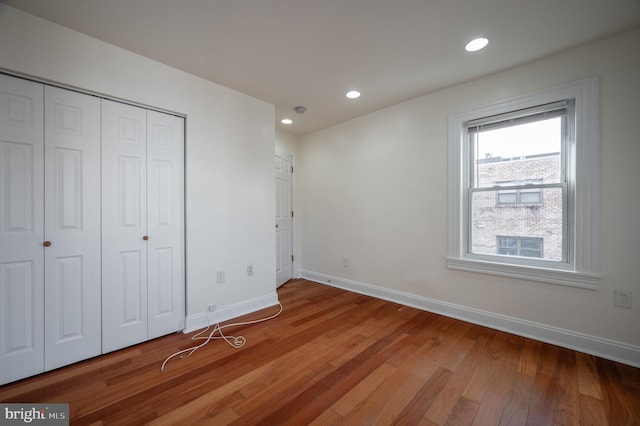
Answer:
[1,279,639,425]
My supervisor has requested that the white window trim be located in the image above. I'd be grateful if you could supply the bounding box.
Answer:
[447,77,600,289]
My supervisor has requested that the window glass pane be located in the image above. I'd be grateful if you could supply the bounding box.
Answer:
[471,187,563,261]
[520,238,543,258]
[472,117,562,188]
[498,247,517,255]
[520,190,541,204]
[497,191,517,204]
[520,238,540,250]
[497,237,517,255]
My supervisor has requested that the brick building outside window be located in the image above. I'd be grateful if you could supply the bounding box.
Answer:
[471,152,563,261]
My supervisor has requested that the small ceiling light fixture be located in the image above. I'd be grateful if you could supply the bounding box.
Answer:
[465,37,489,52]
[281,118,293,125]
[346,90,361,99]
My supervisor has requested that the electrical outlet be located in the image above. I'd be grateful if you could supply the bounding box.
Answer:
[208,304,217,312]
[614,289,632,309]
[216,271,225,284]
[247,265,254,276]
[343,258,349,268]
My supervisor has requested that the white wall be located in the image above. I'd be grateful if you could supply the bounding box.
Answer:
[0,5,277,325]
[298,28,640,364]
[276,130,300,159]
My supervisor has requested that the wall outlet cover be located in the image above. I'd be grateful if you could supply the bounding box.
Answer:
[614,289,632,309]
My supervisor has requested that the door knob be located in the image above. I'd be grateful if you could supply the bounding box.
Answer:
[276,224,279,228]
[143,236,149,240]
[43,241,52,247]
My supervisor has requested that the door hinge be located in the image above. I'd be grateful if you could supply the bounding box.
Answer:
[291,210,294,218]
[291,165,294,174]
[291,254,294,262]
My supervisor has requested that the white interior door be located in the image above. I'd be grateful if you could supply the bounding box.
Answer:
[102,100,148,353]
[43,86,101,370]
[146,110,184,339]
[0,74,45,385]
[275,152,293,287]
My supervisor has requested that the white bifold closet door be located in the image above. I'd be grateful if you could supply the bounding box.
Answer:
[146,109,185,340]
[43,85,102,370]
[101,100,184,353]
[0,75,45,384]
[0,75,101,384]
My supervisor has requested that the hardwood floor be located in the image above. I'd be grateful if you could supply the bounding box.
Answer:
[1,279,639,425]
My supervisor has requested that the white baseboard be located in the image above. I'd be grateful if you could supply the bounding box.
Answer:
[184,291,280,333]
[300,269,640,368]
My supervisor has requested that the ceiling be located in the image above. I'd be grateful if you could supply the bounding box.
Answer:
[3,0,640,135]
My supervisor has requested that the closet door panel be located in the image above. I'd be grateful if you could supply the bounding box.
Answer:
[0,75,44,385]
[43,86,101,370]
[102,100,148,353]
[147,111,184,338]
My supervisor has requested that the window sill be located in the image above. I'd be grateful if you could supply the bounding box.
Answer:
[446,257,600,289]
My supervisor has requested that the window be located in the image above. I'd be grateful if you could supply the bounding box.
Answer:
[447,78,600,288]
[469,102,566,262]
[497,236,543,258]
[495,179,543,206]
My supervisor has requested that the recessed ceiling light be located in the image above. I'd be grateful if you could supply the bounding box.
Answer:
[281,118,293,125]
[465,37,489,52]
[346,90,361,99]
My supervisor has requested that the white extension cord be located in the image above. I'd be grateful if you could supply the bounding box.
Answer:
[161,302,284,372]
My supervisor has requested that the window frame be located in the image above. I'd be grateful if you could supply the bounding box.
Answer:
[447,78,600,289]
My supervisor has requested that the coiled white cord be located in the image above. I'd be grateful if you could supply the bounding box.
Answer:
[160,302,283,372]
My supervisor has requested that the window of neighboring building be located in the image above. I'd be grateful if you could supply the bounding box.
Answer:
[447,78,600,288]
[495,179,543,206]
[497,236,543,258]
